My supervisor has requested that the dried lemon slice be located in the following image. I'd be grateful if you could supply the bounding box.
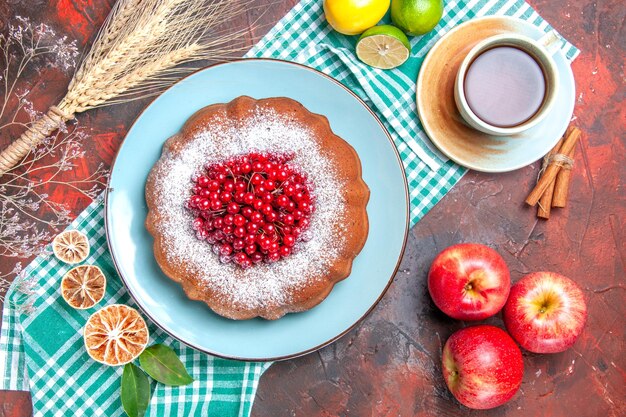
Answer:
[52,230,90,264]
[84,304,149,366]
[61,265,106,309]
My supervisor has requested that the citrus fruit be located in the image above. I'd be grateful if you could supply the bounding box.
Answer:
[356,25,411,69]
[323,0,390,35]
[391,0,444,36]
[52,230,90,264]
[84,304,149,366]
[61,265,107,309]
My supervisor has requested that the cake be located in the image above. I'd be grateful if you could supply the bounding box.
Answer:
[145,96,369,320]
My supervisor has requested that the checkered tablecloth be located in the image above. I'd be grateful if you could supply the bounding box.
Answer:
[1,197,271,416]
[246,0,578,225]
[0,0,578,416]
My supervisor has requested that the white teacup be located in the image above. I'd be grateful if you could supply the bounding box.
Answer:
[454,31,562,136]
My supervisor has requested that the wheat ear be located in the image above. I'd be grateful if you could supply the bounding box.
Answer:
[0,0,255,176]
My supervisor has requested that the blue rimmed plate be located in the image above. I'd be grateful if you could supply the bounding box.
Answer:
[106,58,409,361]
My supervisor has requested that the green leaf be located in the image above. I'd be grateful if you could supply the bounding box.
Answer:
[139,344,194,386]
[121,363,151,417]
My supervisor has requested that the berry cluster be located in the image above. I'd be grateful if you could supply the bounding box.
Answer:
[187,153,314,269]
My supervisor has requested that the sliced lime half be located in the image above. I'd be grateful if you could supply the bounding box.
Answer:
[356,25,411,70]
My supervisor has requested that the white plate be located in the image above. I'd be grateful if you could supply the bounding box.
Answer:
[417,16,576,173]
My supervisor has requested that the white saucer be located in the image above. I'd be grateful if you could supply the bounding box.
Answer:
[416,16,576,173]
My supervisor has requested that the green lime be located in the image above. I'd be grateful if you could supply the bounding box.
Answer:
[391,0,444,36]
[356,25,411,69]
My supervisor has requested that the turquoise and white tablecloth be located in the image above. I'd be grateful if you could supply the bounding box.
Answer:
[0,0,578,415]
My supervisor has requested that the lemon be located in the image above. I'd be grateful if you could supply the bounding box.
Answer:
[356,25,411,69]
[323,0,391,35]
[391,0,444,36]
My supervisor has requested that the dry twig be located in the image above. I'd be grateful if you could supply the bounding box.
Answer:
[0,0,255,174]
[0,17,107,262]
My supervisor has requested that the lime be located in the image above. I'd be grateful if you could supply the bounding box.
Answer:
[391,0,444,36]
[356,25,411,69]
[323,0,391,35]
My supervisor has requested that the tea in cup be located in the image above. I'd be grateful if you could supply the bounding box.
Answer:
[454,31,562,136]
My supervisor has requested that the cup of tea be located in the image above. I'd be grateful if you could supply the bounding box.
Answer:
[454,30,562,136]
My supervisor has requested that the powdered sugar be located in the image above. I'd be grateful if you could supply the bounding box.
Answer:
[150,106,347,310]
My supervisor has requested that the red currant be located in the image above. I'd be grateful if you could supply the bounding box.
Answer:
[233,239,245,251]
[264,180,276,190]
[243,192,255,205]
[241,206,254,218]
[207,180,220,191]
[234,191,246,203]
[245,244,257,255]
[252,161,264,172]
[234,252,248,264]
[251,173,264,185]
[284,184,296,196]
[253,199,264,210]
[220,192,232,203]
[212,217,224,229]
[220,243,233,256]
[240,162,252,174]
[210,200,222,210]
[190,195,202,207]
[265,211,277,223]
[234,226,246,238]
[196,176,210,187]
[198,199,210,210]
[277,169,289,181]
[188,152,315,268]
[250,211,264,223]
[227,202,240,214]
[276,195,290,207]
[246,222,259,233]
[232,214,245,226]
[223,181,235,192]
[283,235,295,247]
[266,252,280,262]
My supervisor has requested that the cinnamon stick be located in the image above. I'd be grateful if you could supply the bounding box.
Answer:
[537,138,564,219]
[551,143,576,208]
[526,127,582,206]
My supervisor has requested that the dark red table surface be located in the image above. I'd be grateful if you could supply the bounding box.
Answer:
[0,1,624,416]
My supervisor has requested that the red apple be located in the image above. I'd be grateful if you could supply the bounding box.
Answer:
[442,325,524,409]
[428,243,510,320]
[503,272,587,353]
